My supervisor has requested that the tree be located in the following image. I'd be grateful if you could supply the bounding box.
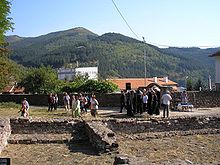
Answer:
[186,78,193,91]
[0,0,14,90]
[194,79,204,91]
[19,66,58,93]
[0,0,14,50]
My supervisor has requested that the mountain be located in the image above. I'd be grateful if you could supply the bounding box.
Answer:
[6,27,220,86]
[6,35,24,43]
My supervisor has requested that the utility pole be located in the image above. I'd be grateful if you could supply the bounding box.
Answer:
[143,37,147,87]
[209,75,212,91]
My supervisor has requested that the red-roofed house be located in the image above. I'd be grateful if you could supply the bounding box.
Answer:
[1,85,25,94]
[209,51,220,91]
[108,77,178,91]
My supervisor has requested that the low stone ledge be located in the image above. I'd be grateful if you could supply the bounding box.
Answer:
[85,121,118,153]
[10,118,83,134]
[119,129,220,141]
[106,116,220,134]
[8,133,72,144]
[0,118,11,154]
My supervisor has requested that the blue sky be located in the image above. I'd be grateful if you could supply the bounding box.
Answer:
[6,0,220,47]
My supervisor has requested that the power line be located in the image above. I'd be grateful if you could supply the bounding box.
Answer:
[111,0,219,48]
[111,0,140,40]
[148,41,220,48]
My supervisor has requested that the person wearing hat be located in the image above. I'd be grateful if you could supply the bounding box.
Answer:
[161,90,172,118]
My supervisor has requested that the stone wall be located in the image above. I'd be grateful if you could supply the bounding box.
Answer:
[0,91,220,108]
[0,119,11,154]
[85,121,118,153]
[1,116,219,154]
[8,118,119,153]
[106,116,220,134]
[10,118,82,134]
[187,91,220,108]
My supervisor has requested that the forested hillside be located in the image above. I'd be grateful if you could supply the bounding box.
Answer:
[6,27,219,86]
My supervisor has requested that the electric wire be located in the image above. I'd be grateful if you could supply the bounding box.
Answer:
[111,0,219,48]
[111,0,140,40]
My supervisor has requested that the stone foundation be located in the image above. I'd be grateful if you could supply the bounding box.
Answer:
[85,121,118,152]
[0,115,219,155]
[0,119,11,154]
[106,116,220,134]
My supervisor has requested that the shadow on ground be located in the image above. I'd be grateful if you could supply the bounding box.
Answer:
[66,141,98,156]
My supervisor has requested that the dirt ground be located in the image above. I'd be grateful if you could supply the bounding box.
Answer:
[1,134,219,165]
[0,107,220,164]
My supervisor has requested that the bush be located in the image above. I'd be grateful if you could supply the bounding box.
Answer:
[60,79,118,93]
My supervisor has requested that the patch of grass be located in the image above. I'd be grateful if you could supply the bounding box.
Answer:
[0,102,20,109]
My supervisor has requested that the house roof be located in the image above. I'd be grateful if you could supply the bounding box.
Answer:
[108,77,178,90]
[209,51,220,57]
[2,86,25,94]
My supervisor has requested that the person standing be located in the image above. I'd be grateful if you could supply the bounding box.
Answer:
[73,95,81,118]
[120,90,126,113]
[136,89,143,114]
[142,92,148,113]
[181,90,188,104]
[90,95,99,117]
[161,91,172,118]
[20,98,29,117]
[53,94,58,110]
[152,90,159,115]
[48,93,54,111]
[63,92,70,111]
[126,91,134,117]
[147,89,152,115]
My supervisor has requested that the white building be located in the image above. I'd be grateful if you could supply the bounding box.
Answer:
[57,68,75,81]
[57,67,98,81]
[75,67,98,80]
[210,51,220,91]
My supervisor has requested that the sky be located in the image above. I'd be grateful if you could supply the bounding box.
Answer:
[6,0,220,48]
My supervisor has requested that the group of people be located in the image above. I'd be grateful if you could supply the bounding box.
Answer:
[120,88,172,118]
[47,93,59,111]
[49,92,99,118]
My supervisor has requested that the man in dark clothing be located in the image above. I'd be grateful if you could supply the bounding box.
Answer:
[155,88,161,115]
[48,93,54,111]
[136,89,143,114]
[147,89,152,115]
[120,90,126,113]
[126,91,134,117]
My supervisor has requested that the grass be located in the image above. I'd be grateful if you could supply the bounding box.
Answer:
[0,102,20,109]
[0,103,74,118]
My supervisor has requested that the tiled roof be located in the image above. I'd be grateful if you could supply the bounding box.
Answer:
[108,78,178,90]
[2,86,25,94]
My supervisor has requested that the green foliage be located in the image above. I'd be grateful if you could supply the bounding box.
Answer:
[194,79,205,91]
[0,0,14,45]
[186,78,193,91]
[60,79,118,93]
[0,56,25,90]
[0,0,19,90]
[19,66,58,94]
